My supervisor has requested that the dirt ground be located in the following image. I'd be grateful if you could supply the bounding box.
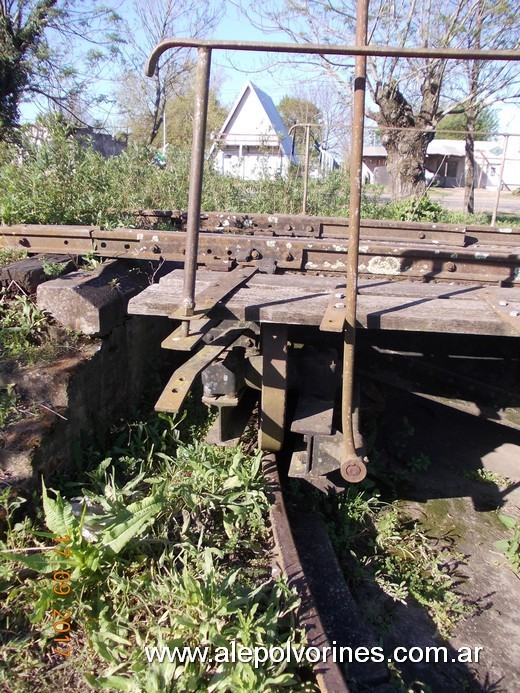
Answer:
[376,390,520,692]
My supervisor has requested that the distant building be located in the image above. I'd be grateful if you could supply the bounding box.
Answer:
[362,138,520,190]
[211,81,297,179]
[27,123,127,158]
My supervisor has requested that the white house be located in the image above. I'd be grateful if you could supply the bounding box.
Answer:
[211,81,297,179]
[362,137,520,190]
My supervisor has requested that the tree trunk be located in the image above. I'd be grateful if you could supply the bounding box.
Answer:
[382,129,431,199]
[372,78,439,200]
[464,110,476,214]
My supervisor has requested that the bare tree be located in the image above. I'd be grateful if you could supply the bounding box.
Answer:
[0,1,124,138]
[242,0,519,199]
[117,0,223,145]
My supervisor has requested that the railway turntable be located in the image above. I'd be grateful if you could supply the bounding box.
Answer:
[2,8,519,492]
[128,261,520,493]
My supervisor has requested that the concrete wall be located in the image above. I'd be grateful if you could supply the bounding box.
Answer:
[0,313,174,487]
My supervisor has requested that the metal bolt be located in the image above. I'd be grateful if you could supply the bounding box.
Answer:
[509,310,519,317]
[305,224,314,233]
[446,261,456,272]
[283,252,293,262]
[152,244,161,254]
[499,300,508,306]
[334,302,346,309]
[284,224,292,232]
[251,249,261,260]
[418,232,426,239]
[335,292,346,299]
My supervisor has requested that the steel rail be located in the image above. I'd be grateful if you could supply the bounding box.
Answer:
[146,41,519,77]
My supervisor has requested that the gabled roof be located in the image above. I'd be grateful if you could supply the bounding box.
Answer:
[213,81,294,158]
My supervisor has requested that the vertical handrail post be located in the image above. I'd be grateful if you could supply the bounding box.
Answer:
[182,47,212,333]
[340,0,369,482]
[491,134,509,227]
[302,124,311,214]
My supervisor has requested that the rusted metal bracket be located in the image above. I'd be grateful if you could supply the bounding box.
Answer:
[320,285,348,332]
[259,323,288,452]
[155,325,247,413]
[203,389,258,446]
[169,266,258,320]
[161,318,217,351]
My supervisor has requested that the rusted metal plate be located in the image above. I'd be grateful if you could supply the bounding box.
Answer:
[320,285,347,332]
[466,224,520,247]
[155,326,247,413]
[2,224,520,283]
[161,318,217,350]
[259,323,288,452]
[290,396,335,435]
[169,266,258,319]
[1,225,98,254]
[262,454,351,692]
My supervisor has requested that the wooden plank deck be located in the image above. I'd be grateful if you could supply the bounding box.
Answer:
[128,269,520,337]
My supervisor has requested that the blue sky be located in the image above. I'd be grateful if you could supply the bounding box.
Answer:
[20,0,519,136]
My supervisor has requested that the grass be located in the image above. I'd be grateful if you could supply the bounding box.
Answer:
[0,412,316,692]
[2,116,516,228]
[0,288,80,366]
[0,248,27,268]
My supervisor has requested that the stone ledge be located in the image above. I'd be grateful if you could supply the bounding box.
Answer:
[0,254,75,292]
[37,260,151,336]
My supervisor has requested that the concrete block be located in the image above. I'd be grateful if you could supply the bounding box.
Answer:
[0,254,75,292]
[37,260,150,336]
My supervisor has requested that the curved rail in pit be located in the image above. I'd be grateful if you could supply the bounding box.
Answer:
[263,453,349,692]
[264,453,391,691]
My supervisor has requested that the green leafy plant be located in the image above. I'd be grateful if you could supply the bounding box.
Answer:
[463,468,512,487]
[0,247,27,268]
[0,414,314,691]
[41,256,68,278]
[0,383,18,428]
[494,515,520,573]
[386,194,447,222]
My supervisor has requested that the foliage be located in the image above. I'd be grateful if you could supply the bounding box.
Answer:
[385,195,448,223]
[41,256,68,278]
[0,415,314,691]
[436,106,499,141]
[242,0,520,199]
[0,1,123,138]
[290,474,470,641]
[125,85,227,149]
[0,247,27,268]
[0,383,19,429]
[116,0,223,145]
[494,515,520,573]
[0,286,78,364]
[0,117,517,230]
